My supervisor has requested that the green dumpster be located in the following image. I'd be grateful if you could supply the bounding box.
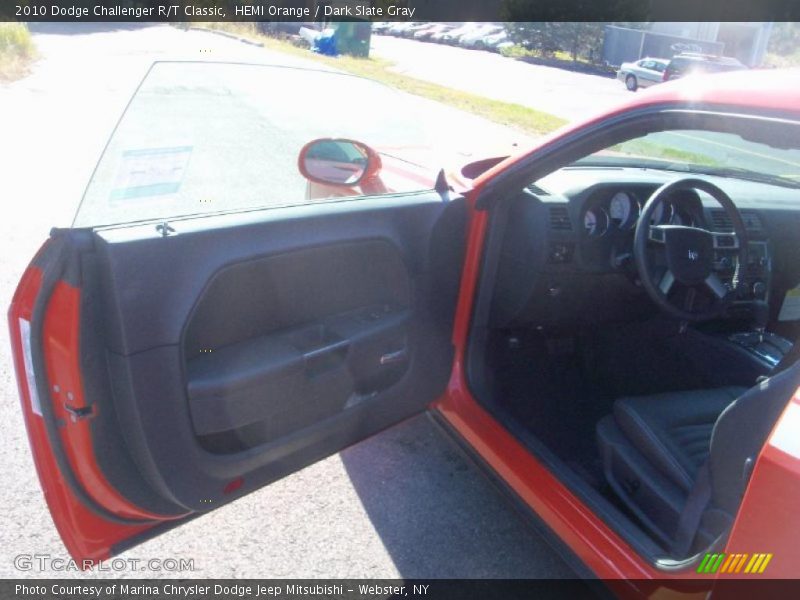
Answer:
[331,21,372,57]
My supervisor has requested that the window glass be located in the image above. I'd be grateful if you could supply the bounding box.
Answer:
[577,129,800,189]
[74,62,445,227]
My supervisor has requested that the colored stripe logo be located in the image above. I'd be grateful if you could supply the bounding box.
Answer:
[697,552,773,574]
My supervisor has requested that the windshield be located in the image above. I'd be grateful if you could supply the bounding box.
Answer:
[581,129,800,188]
[74,62,445,227]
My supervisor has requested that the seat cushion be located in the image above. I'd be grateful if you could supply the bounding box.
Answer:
[614,387,746,492]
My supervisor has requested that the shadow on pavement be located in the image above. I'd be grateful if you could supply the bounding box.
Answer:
[339,414,577,578]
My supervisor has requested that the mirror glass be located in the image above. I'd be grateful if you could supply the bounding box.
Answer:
[302,139,371,185]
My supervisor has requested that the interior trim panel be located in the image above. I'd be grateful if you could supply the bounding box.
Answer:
[86,193,466,511]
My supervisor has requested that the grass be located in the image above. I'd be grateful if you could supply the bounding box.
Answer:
[0,23,37,82]
[500,44,587,64]
[188,23,568,137]
[610,139,722,167]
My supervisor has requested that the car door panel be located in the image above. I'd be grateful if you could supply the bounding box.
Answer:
[11,192,466,562]
[9,242,180,565]
[182,240,414,441]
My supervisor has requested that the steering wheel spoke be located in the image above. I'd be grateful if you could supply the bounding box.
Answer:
[712,231,740,250]
[648,225,666,244]
[684,286,697,312]
[634,177,748,322]
[704,272,730,300]
[659,269,675,295]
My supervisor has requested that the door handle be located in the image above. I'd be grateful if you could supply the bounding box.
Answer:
[380,349,408,365]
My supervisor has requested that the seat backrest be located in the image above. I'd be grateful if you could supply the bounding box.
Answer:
[700,359,800,544]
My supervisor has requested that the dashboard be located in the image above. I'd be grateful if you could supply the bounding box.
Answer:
[581,187,700,238]
[490,167,800,329]
[575,183,708,273]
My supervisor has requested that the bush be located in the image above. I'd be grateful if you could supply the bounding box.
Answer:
[499,44,535,59]
[0,23,35,58]
[0,23,36,81]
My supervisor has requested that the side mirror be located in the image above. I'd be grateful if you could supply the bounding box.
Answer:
[298,138,382,186]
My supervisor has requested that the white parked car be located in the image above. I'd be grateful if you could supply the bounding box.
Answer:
[413,23,454,41]
[459,25,505,48]
[616,57,670,91]
[387,22,418,36]
[440,23,483,45]
[481,30,511,52]
[371,22,392,35]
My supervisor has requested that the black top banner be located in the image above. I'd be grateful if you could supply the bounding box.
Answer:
[3,0,800,23]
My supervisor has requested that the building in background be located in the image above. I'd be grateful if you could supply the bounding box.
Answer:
[651,22,773,66]
[603,22,773,68]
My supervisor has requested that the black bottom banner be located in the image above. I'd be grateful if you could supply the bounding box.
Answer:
[4,579,800,600]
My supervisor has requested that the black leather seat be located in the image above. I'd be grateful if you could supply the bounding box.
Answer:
[597,361,800,557]
[613,387,745,493]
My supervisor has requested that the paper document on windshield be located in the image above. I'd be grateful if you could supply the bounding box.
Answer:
[109,146,193,203]
[778,286,800,321]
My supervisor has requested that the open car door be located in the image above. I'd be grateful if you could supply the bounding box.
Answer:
[8,62,468,565]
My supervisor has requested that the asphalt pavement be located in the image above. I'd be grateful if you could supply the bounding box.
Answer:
[370,34,632,122]
[0,23,576,579]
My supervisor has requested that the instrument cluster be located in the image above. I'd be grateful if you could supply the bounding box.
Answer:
[582,189,695,238]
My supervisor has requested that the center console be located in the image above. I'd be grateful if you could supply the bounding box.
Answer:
[719,238,794,368]
[728,330,794,368]
[715,240,772,302]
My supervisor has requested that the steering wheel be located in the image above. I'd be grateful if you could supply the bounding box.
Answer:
[634,178,749,322]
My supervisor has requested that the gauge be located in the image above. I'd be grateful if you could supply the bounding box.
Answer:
[583,208,609,237]
[609,191,639,229]
[649,200,674,225]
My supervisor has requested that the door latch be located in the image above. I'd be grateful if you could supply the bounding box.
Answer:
[64,403,94,422]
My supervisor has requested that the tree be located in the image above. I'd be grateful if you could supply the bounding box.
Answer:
[504,23,556,56]
[502,22,605,61]
[557,22,606,61]
[768,22,800,56]
[501,0,647,22]
[501,0,648,61]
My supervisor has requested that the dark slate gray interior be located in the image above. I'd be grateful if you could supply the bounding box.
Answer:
[74,192,465,512]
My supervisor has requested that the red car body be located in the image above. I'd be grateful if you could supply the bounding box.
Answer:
[436,69,800,587]
[8,67,800,589]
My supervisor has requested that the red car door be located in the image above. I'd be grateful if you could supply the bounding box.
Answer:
[9,191,468,565]
[8,60,474,564]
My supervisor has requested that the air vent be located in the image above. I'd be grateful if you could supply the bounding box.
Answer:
[711,209,762,232]
[526,183,549,196]
[742,211,763,231]
[548,206,573,231]
[711,209,732,231]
